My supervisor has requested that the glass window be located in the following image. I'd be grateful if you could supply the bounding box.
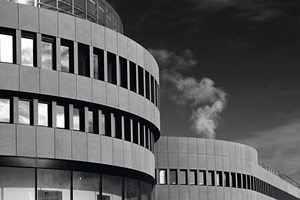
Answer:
[207,171,215,186]
[140,181,151,200]
[0,32,14,63]
[237,173,242,188]
[73,171,99,200]
[88,110,94,133]
[0,98,10,123]
[107,52,116,84]
[155,81,158,107]
[159,169,167,185]
[0,167,35,200]
[145,71,150,100]
[42,36,55,70]
[139,123,144,147]
[231,172,236,187]
[133,120,138,144]
[189,170,197,185]
[145,128,149,149]
[179,170,187,185]
[138,66,144,96]
[224,172,230,187]
[120,57,128,89]
[93,48,104,80]
[115,114,122,139]
[74,0,86,18]
[199,170,206,185]
[87,0,96,22]
[18,100,30,125]
[37,169,71,200]
[73,107,80,131]
[104,112,111,137]
[56,105,66,129]
[78,43,90,77]
[21,32,35,67]
[124,117,131,142]
[243,174,247,189]
[58,0,72,13]
[151,76,155,104]
[124,178,139,200]
[40,0,57,9]
[169,169,177,185]
[102,174,122,200]
[216,171,223,186]
[38,102,49,126]
[129,62,136,92]
[61,40,73,73]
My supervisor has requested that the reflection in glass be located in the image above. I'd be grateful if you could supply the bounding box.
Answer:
[56,105,65,128]
[0,34,13,63]
[21,37,34,67]
[0,167,35,200]
[140,181,151,200]
[169,169,177,185]
[0,98,10,122]
[93,54,99,79]
[159,170,167,185]
[179,170,187,185]
[61,45,70,72]
[124,178,139,200]
[88,111,93,133]
[73,171,99,200]
[199,170,206,185]
[41,41,53,69]
[73,108,80,131]
[37,169,71,200]
[189,170,197,185]
[102,175,122,200]
[38,103,48,126]
[19,100,30,125]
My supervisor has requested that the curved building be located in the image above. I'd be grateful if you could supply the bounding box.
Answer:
[0,0,160,199]
[155,137,300,200]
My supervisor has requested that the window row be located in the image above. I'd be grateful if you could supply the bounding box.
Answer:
[157,169,299,200]
[0,96,155,152]
[0,166,153,200]
[0,27,160,108]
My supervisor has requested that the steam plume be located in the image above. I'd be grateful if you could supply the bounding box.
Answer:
[149,49,228,138]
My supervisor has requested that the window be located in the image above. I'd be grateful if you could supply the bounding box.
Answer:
[169,169,178,185]
[207,171,215,186]
[73,107,80,131]
[120,57,128,88]
[243,174,247,189]
[88,110,94,133]
[155,81,158,107]
[21,32,36,67]
[102,175,122,200]
[93,48,104,80]
[138,66,144,96]
[179,169,187,185]
[237,173,242,188]
[199,170,206,185]
[145,128,149,149]
[58,0,72,13]
[74,0,86,18]
[224,172,230,187]
[189,170,197,185]
[216,171,223,186]
[61,39,73,73]
[73,171,99,200]
[145,71,150,100]
[231,172,236,187]
[129,62,137,92]
[38,102,49,126]
[151,76,155,104]
[41,35,55,70]
[115,114,122,139]
[107,52,116,84]
[139,123,144,146]
[247,175,251,190]
[104,112,111,137]
[124,178,139,200]
[0,98,10,123]
[56,104,66,129]
[0,28,15,63]
[78,43,90,77]
[18,100,31,125]
[87,0,96,22]
[133,119,138,144]
[159,169,167,185]
[140,181,151,200]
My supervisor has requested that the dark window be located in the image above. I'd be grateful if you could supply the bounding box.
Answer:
[0,98,10,123]
[133,119,138,144]
[93,48,104,80]
[41,35,56,70]
[151,76,155,103]
[224,172,230,187]
[170,169,178,185]
[21,31,36,67]
[243,174,247,189]
[138,66,144,96]
[61,39,73,73]
[129,62,137,92]
[145,128,149,149]
[179,169,188,185]
[40,0,57,9]
[78,43,90,77]
[115,114,122,139]
[231,172,236,187]
[73,171,99,200]
[237,173,242,188]
[107,52,117,84]
[74,0,86,18]
[145,71,150,100]
[104,112,111,137]
[0,28,15,64]
[155,81,158,106]
[189,170,197,185]
[199,170,206,185]
[87,0,97,22]
[120,57,128,88]
[216,171,223,186]
[58,0,72,12]
[139,123,144,146]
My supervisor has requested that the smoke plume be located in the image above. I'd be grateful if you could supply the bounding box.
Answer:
[149,49,228,138]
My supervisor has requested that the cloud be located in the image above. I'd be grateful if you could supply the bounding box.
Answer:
[150,49,228,138]
[238,120,300,183]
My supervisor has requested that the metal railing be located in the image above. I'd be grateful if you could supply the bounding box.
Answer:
[2,0,124,33]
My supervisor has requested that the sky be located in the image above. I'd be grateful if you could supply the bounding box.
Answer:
[109,0,300,182]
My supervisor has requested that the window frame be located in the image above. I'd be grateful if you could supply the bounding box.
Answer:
[41,35,56,70]
[0,27,16,64]
[21,31,37,67]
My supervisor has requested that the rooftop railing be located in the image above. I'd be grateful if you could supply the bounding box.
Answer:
[2,0,124,33]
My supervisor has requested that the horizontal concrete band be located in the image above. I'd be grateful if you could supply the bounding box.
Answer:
[0,156,155,185]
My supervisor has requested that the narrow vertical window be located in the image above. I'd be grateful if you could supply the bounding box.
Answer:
[189,170,197,185]
[124,117,131,141]
[129,62,137,92]
[231,172,236,187]
[199,170,206,185]
[242,174,247,189]
[120,57,128,88]
[18,100,30,125]
[139,123,144,146]
[170,169,178,185]
[56,105,65,129]
[78,43,90,77]
[115,114,122,139]
[224,172,230,187]
[138,66,144,96]
[237,173,242,188]
[155,80,158,106]
[145,71,150,100]
[0,98,10,123]
[21,32,36,67]
[145,128,149,149]
[61,39,73,73]
[107,52,116,84]
[41,35,55,70]
[73,107,80,131]
[88,110,94,133]
[74,0,86,18]
[159,169,167,185]
[179,169,187,185]
[58,0,72,13]
[87,0,96,22]
[133,119,138,144]
[207,171,215,186]
[0,28,15,63]
[216,171,223,186]
[151,76,155,104]
[93,48,104,80]
[38,102,49,126]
